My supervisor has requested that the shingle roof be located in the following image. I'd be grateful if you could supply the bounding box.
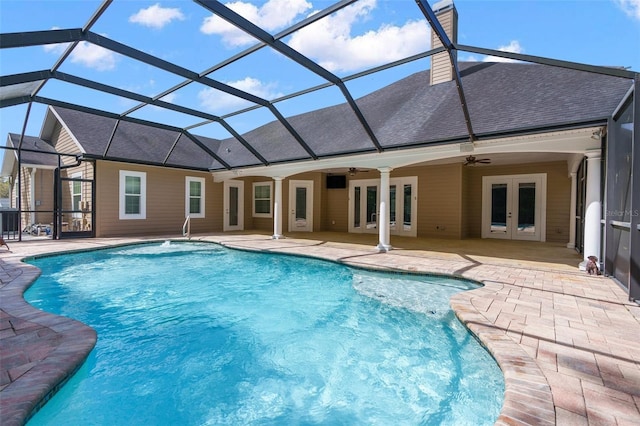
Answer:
[6,134,58,167]
[47,61,632,171]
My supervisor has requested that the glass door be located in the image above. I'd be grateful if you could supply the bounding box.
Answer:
[482,174,546,241]
[288,180,313,232]
[349,179,378,234]
[349,177,417,236]
[223,180,244,231]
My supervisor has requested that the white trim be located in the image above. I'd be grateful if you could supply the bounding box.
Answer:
[223,180,244,231]
[185,176,205,219]
[610,220,631,229]
[71,171,82,220]
[288,180,313,232]
[481,173,547,241]
[119,170,146,220]
[44,106,87,154]
[252,181,273,218]
[211,127,602,182]
[348,176,418,237]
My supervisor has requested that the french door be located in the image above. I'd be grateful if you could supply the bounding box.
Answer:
[223,180,244,231]
[481,174,546,241]
[288,180,313,232]
[348,177,417,237]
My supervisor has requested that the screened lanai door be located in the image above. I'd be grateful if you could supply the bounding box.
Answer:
[481,174,546,241]
[348,177,417,237]
[57,166,94,239]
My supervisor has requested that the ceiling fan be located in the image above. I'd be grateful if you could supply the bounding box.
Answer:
[348,167,370,176]
[463,155,491,166]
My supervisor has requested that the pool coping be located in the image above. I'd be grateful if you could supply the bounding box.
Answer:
[1,235,639,425]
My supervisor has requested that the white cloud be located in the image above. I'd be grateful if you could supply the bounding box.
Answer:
[69,41,117,71]
[198,77,283,113]
[287,0,430,73]
[159,92,177,103]
[129,3,185,29]
[200,0,312,47]
[482,40,524,63]
[614,0,640,19]
[43,28,117,71]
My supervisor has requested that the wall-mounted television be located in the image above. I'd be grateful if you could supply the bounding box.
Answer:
[326,174,347,189]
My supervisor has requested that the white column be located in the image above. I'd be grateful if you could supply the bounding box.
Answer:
[376,167,392,252]
[272,177,284,239]
[567,172,577,249]
[581,151,601,268]
[30,168,36,226]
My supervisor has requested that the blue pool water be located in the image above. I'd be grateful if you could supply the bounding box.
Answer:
[25,242,504,425]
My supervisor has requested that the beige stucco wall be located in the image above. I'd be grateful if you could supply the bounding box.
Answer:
[95,161,222,237]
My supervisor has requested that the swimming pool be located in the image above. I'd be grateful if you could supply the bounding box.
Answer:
[25,241,504,425]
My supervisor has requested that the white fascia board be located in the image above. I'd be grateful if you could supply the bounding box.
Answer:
[211,126,602,182]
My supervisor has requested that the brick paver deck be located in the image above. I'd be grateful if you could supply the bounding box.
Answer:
[1,234,639,425]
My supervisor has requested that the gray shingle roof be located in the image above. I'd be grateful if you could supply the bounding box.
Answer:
[7,134,58,167]
[47,61,633,171]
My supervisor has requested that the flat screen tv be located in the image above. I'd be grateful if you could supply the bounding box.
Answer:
[326,174,347,189]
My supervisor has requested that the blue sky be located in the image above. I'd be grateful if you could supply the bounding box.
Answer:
[1,0,639,166]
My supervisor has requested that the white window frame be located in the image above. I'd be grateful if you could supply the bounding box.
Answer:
[185,176,205,219]
[252,181,273,218]
[71,172,82,219]
[119,170,146,220]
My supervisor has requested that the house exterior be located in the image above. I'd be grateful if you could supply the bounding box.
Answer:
[1,2,638,300]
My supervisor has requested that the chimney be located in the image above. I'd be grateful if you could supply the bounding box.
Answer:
[430,0,458,86]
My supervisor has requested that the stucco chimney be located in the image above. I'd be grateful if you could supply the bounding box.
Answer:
[430,0,458,86]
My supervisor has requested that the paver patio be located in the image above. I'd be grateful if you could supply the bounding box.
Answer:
[1,233,639,425]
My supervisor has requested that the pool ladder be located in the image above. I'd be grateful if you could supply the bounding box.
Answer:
[182,215,191,240]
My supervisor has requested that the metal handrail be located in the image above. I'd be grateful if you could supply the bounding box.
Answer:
[182,215,191,240]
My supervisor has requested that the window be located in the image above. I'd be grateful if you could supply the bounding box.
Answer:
[119,170,146,220]
[71,172,82,219]
[185,177,205,218]
[253,181,272,217]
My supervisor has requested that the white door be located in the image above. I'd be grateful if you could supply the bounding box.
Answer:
[288,180,313,232]
[349,177,417,236]
[348,179,379,234]
[482,174,546,241]
[223,180,244,231]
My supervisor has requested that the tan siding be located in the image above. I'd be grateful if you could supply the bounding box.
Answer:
[430,54,452,85]
[18,168,32,227]
[95,161,222,237]
[324,179,348,232]
[461,166,471,238]
[430,7,458,85]
[34,169,55,225]
[392,164,462,238]
[52,123,83,165]
[464,162,570,243]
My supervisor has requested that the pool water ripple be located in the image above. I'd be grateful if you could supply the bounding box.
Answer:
[25,242,504,425]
